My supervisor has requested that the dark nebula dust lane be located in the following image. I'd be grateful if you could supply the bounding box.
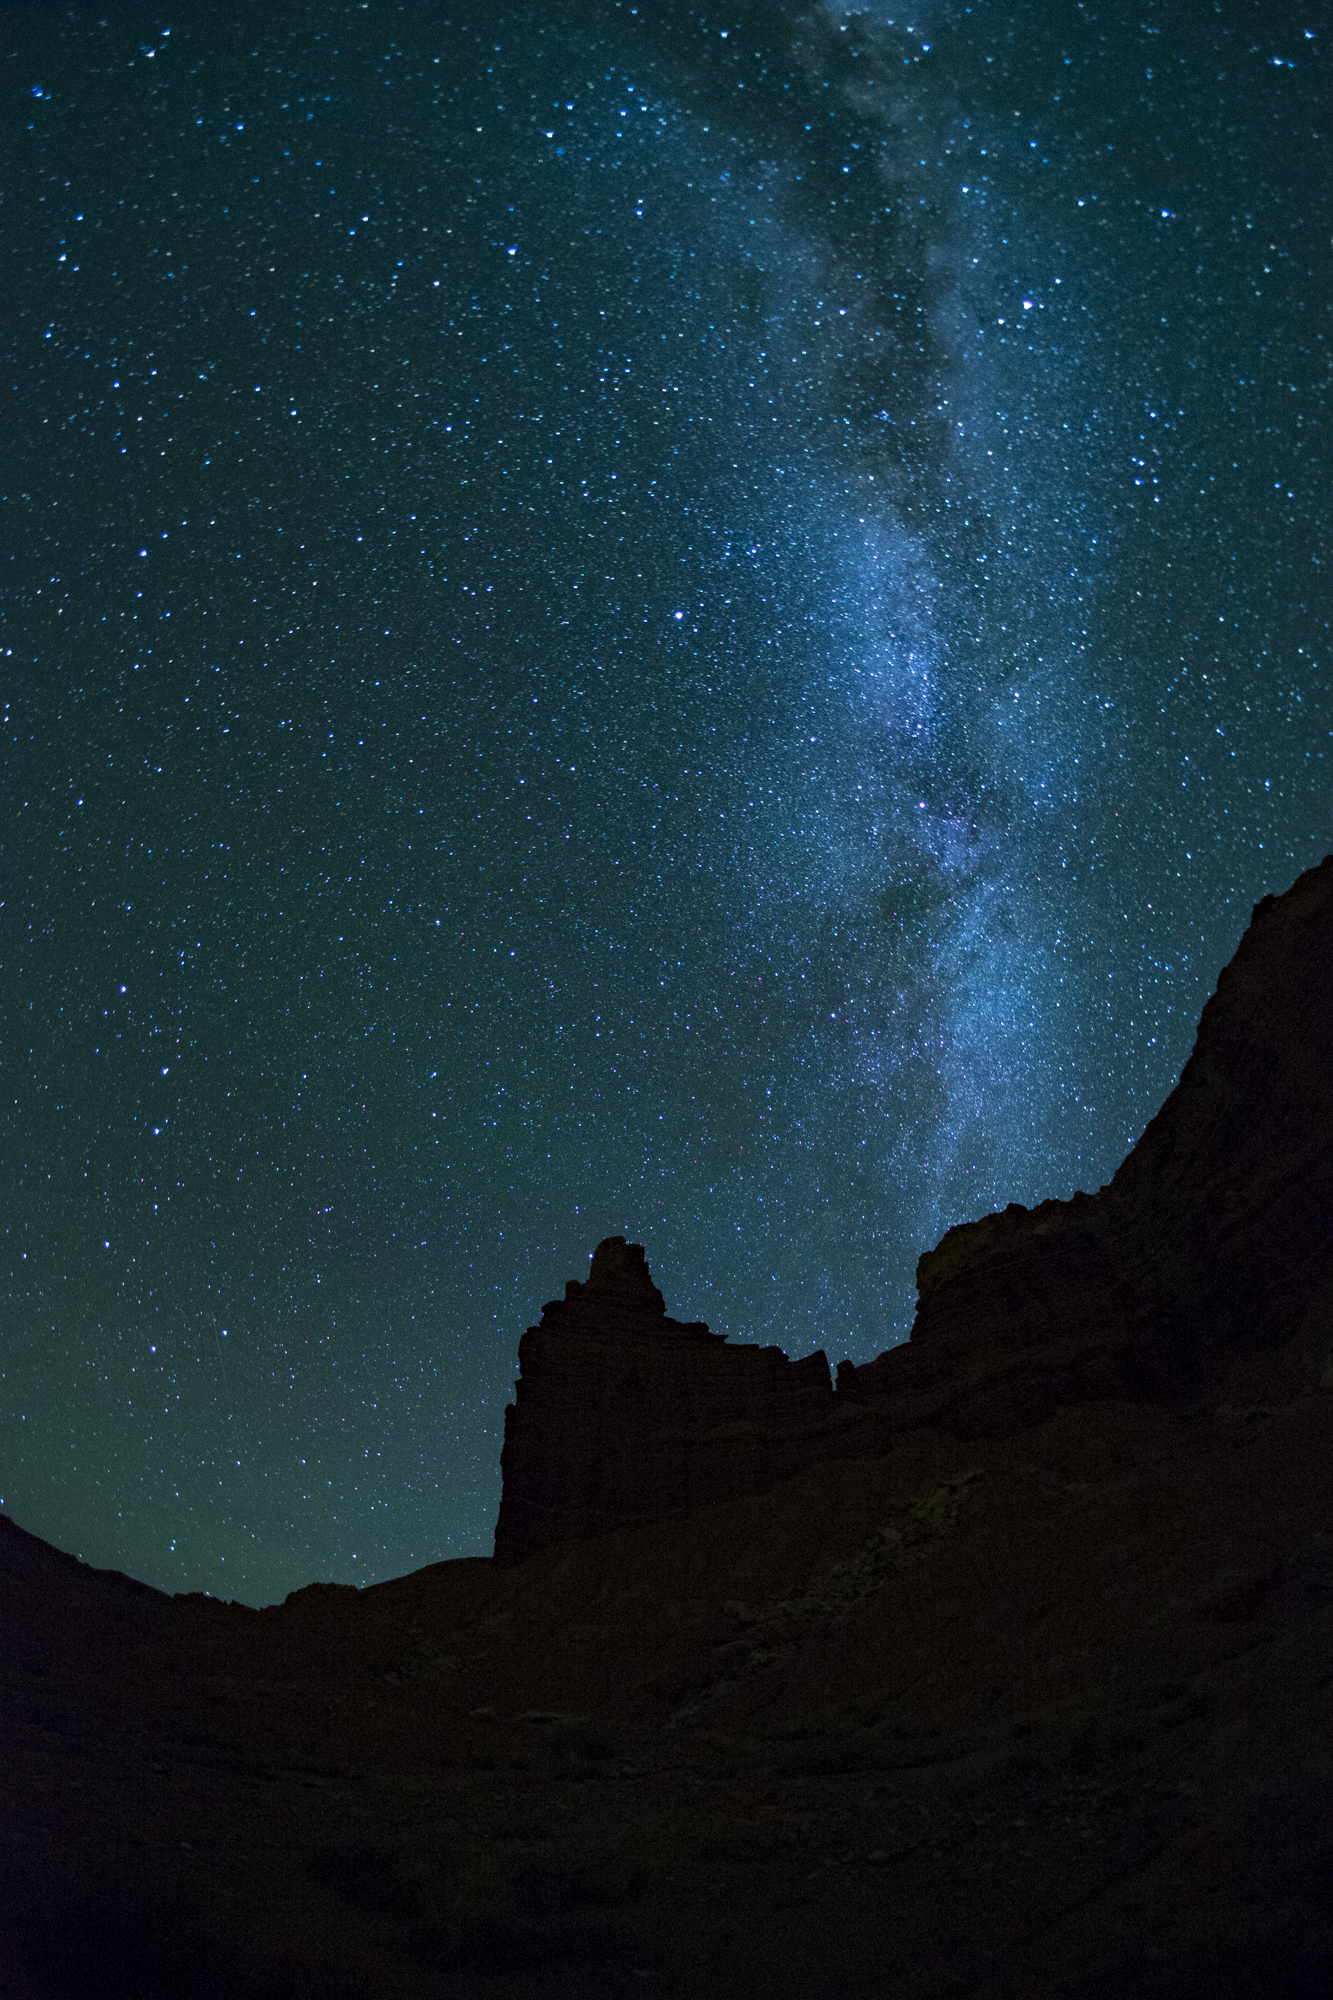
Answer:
[3,0,1329,1602]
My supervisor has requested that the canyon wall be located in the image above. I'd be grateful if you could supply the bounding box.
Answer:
[495,857,1333,1563]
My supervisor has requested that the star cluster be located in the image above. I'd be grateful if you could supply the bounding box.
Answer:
[3,0,1329,1602]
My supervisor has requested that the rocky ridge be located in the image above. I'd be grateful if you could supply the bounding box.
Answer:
[496,857,1333,1563]
[4,860,1333,1999]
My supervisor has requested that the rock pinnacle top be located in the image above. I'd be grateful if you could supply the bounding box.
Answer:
[568,1236,666,1313]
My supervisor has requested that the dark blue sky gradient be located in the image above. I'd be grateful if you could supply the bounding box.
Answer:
[3,0,1329,1602]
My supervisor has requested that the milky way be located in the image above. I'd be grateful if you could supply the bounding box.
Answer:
[4,0,1329,1602]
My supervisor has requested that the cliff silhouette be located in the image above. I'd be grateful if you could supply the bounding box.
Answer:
[2,857,1332,1999]
[498,856,1333,1562]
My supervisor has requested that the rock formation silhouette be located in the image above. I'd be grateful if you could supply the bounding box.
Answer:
[497,856,1333,1564]
[494,1235,840,1564]
[4,857,1333,1999]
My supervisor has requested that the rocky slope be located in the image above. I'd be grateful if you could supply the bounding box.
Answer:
[3,858,1332,1999]
[5,1389,1332,2000]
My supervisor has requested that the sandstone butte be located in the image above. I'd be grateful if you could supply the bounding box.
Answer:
[2,856,1332,2000]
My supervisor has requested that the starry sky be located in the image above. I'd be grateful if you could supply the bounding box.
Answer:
[3,0,1329,1604]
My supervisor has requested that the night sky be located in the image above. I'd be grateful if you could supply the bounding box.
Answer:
[4,0,1329,1605]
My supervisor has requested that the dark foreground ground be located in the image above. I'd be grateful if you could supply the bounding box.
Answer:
[3,1381,1332,1999]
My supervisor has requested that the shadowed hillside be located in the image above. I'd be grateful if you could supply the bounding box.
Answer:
[3,860,1332,1999]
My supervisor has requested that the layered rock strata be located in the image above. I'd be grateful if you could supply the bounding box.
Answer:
[495,857,1333,1562]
